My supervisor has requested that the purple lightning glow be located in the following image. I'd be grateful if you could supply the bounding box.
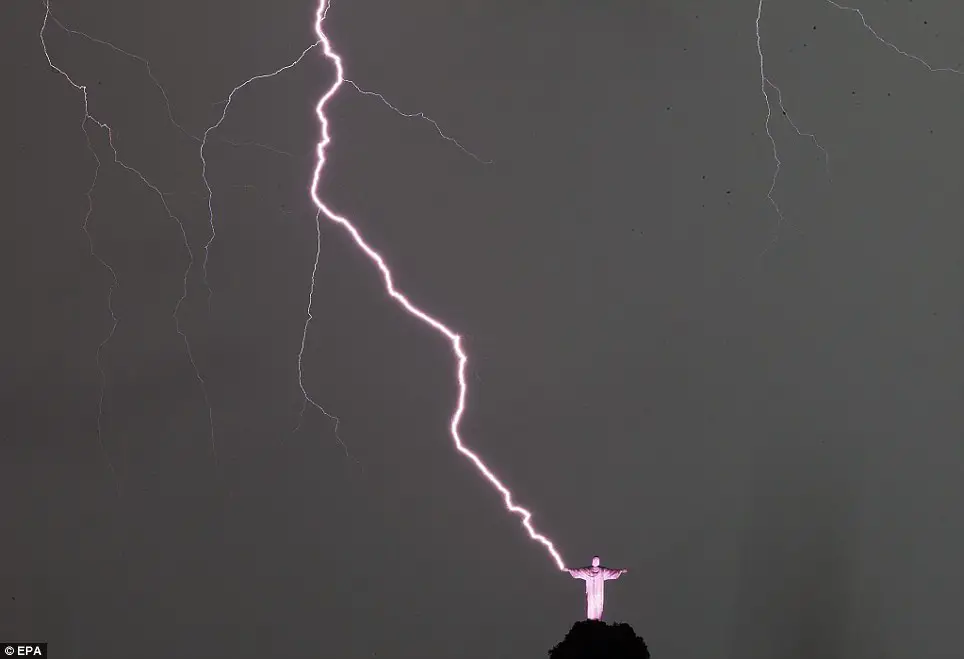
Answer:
[35,0,964,585]
[41,0,564,571]
[39,0,514,520]
[309,1,567,572]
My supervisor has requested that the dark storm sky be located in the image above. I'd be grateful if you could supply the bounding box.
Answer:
[4,1,962,657]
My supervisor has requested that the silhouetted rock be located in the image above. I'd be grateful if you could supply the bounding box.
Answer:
[548,619,650,658]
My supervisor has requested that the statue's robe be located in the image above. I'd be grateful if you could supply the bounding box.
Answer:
[568,565,624,620]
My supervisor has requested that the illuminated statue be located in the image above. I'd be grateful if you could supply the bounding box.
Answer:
[567,556,627,620]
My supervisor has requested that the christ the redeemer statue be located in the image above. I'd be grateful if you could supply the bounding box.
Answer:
[567,556,627,620]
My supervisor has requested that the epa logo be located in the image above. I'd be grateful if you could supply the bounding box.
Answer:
[3,644,46,656]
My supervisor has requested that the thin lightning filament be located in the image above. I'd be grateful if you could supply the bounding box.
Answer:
[310,1,567,571]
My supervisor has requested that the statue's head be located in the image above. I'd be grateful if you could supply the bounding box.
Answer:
[592,556,600,567]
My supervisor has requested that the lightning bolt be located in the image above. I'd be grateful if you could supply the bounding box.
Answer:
[196,41,355,462]
[40,1,482,472]
[345,80,493,164]
[310,0,567,570]
[755,0,831,258]
[39,0,564,570]
[823,0,964,76]
[195,28,493,462]
[199,41,324,304]
[79,101,120,493]
[39,2,217,488]
[756,0,964,257]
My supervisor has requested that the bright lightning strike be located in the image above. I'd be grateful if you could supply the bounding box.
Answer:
[188,21,493,463]
[199,42,323,303]
[42,1,484,474]
[199,42,494,302]
[40,0,558,569]
[310,1,567,571]
[196,42,362,463]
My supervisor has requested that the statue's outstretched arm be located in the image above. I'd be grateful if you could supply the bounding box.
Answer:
[568,568,588,579]
[603,568,628,580]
